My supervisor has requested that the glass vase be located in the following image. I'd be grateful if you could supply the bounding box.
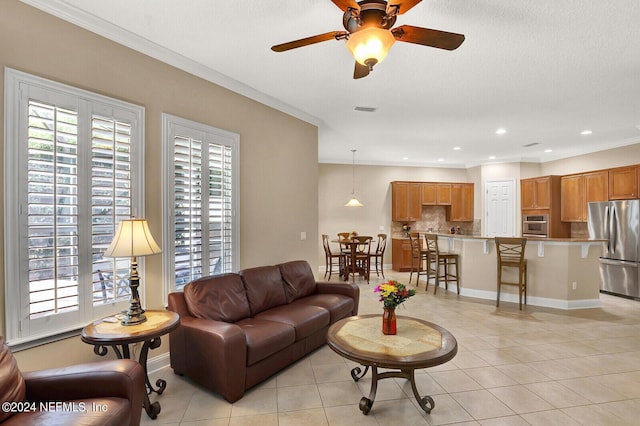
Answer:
[382,307,396,335]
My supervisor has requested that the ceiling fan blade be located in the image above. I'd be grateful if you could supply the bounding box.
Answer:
[353,61,370,79]
[387,0,422,15]
[271,31,348,52]
[330,0,360,12]
[392,25,465,50]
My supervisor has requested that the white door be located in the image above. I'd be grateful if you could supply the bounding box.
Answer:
[485,179,516,237]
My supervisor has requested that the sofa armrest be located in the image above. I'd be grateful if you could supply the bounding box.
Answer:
[175,317,248,402]
[23,359,144,407]
[316,281,360,315]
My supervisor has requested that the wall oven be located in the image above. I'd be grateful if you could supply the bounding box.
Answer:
[522,214,549,237]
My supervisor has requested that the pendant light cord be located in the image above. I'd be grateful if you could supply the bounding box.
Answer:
[351,149,356,195]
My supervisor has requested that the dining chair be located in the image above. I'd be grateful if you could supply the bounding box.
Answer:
[322,234,345,281]
[424,233,460,295]
[337,232,352,255]
[369,234,387,278]
[408,233,428,286]
[344,235,372,283]
[495,237,527,309]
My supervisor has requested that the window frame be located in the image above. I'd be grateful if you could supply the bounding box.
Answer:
[3,68,145,348]
[161,113,239,298]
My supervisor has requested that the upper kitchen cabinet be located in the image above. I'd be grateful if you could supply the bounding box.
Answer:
[391,181,422,222]
[448,183,474,222]
[421,183,451,205]
[609,166,637,200]
[561,171,608,222]
[521,177,552,209]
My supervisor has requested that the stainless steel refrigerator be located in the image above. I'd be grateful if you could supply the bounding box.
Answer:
[587,200,640,299]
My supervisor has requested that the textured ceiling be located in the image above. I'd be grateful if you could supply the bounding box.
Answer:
[25,0,640,167]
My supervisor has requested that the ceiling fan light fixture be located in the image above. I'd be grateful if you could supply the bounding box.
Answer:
[346,27,396,69]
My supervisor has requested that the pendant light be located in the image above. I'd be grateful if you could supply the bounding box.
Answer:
[345,149,363,207]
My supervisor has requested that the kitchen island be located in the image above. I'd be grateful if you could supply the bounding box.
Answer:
[394,234,604,310]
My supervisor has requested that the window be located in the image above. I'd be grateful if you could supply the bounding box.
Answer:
[4,68,144,347]
[162,114,239,294]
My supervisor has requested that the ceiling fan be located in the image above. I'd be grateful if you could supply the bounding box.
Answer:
[271,0,465,79]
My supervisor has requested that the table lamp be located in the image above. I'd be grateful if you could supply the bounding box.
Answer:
[104,218,161,325]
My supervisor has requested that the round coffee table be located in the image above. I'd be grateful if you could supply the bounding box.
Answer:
[326,314,457,415]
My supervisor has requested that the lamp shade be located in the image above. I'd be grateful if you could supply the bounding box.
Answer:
[104,219,161,258]
[345,27,396,67]
[345,197,364,207]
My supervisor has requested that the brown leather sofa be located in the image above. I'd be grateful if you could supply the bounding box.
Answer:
[168,260,359,402]
[0,336,145,425]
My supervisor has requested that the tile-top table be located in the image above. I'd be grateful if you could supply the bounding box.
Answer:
[81,310,179,419]
[326,314,457,415]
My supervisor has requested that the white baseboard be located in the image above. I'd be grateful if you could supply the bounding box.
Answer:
[458,286,601,310]
[147,351,171,374]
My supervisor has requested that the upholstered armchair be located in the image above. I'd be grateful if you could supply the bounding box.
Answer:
[0,337,145,425]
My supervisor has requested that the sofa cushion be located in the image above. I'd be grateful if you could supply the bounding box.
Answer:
[291,294,355,323]
[0,337,26,423]
[278,260,317,303]
[254,304,330,341]
[240,266,287,315]
[184,274,251,322]
[235,318,296,366]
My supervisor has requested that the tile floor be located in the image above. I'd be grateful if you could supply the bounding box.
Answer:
[143,271,640,425]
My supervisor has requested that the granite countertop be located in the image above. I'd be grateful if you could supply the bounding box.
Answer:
[392,233,605,243]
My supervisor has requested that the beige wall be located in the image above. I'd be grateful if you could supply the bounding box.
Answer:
[541,143,640,175]
[1,0,318,370]
[318,164,471,267]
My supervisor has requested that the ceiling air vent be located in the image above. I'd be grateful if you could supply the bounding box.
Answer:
[354,106,377,112]
[523,142,540,148]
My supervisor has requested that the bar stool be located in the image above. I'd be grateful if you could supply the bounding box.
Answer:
[369,234,388,278]
[408,233,428,286]
[495,237,527,310]
[424,233,460,295]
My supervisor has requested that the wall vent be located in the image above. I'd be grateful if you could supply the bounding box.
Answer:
[354,106,377,112]
[523,142,540,148]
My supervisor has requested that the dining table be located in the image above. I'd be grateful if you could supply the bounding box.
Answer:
[332,236,372,283]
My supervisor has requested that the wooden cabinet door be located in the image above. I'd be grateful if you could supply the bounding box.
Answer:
[421,183,437,205]
[392,182,409,221]
[421,183,451,205]
[436,184,452,205]
[584,170,608,205]
[521,179,536,209]
[448,183,474,221]
[609,166,637,199]
[522,177,551,209]
[561,175,584,222]
[392,182,422,221]
[406,183,422,220]
[534,177,551,209]
[391,238,413,271]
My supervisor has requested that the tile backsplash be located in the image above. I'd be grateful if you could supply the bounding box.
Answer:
[392,206,480,238]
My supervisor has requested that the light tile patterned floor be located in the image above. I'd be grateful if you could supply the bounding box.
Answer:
[143,270,640,425]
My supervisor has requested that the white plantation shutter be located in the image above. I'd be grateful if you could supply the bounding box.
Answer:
[163,114,238,293]
[4,69,144,346]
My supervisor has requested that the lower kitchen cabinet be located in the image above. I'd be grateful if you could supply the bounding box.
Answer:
[391,238,413,272]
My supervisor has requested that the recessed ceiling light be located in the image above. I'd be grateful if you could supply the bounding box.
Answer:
[453,146,461,151]
[488,155,496,160]
[496,128,507,135]
[544,149,553,153]
[581,130,592,135]
[402,156,409,161]
[437,158,445,162]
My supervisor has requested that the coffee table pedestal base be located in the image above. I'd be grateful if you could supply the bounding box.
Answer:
[351,365,435,415]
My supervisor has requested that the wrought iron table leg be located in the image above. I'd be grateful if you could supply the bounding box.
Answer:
[350,365,369,382]
[92,340,163,419]
[407,369,435,414]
